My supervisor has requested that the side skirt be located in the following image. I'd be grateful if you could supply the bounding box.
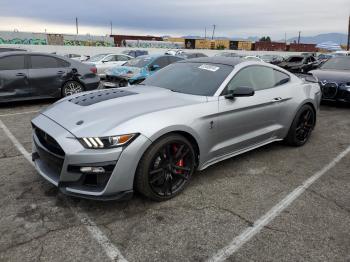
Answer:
[199,138,283,171]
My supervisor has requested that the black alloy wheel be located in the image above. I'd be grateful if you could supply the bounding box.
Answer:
[62,81,84,97]
[285,104,315,146]
[135,134,196,201]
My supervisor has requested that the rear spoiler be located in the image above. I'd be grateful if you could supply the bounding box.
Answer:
[295,73,319,83]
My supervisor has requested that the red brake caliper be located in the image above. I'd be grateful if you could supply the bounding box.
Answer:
[173,145,184,174]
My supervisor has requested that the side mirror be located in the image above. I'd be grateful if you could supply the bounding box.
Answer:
[225,87,255,99]
[150,64,160,71]
[102,60,108,63]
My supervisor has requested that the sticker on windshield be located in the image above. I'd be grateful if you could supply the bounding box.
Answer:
[198,64,220,72]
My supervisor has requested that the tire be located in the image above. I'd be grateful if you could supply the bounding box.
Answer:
[135,134,196,201]
[62,81,84,97]
[285,104,315,146]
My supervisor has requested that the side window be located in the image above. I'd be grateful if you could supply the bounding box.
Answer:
[0,55,25,70]
[31,55,59,69]
[104,55,117,62]
[56,58,70,67]
[152,57,170,68]
[117,55,129,61]
[274,70,290,86]
[226,66,275,93]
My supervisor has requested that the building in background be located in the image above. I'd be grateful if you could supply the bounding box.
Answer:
[254,41,287,51]
[111,35,163,46]
[288,43,317,52]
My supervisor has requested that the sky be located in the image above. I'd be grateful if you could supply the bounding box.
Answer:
[0,0,349,40]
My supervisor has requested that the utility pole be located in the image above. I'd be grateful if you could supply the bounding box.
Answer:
[75,17,79,35]
[205,27,207,39]
[211,24,216,40]
[110,21,113,35]
[297,31,301,44]
[347,15,350,51]
[284,32,287,44]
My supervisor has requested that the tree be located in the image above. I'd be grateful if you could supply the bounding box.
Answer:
[259,36,271,42]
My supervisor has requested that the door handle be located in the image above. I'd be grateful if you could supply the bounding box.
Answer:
[272,97,283,102]
[16,72,26,77]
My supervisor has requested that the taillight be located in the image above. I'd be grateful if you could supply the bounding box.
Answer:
[90,67,97,74]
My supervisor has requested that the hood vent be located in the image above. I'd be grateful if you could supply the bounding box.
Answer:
[68,89,137,106]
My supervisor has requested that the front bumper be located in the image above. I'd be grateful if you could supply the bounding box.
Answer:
[31,114,152,200]
[320,83,350,103]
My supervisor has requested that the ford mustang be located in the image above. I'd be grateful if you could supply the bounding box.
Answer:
[31,57,321,201]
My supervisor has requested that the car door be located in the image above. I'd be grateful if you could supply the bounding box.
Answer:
[28,55,69,97]
[0,54,31,101]
[215,65,291,157]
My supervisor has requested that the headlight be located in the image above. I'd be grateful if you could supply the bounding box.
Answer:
[79,134,138,149]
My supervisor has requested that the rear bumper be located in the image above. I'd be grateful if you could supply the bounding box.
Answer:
[31,114,152,200]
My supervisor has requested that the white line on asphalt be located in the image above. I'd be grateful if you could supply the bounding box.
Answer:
[0,119,128,262]
[208,145,350,262]
[0,110,40,117]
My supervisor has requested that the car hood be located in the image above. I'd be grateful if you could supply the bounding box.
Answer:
[40,86,206,138]
[309,69,350,84]
[106,66,143,77]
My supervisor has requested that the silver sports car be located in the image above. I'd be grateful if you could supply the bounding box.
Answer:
[31,57,321,201]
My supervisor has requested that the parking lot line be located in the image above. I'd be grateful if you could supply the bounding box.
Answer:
[207,145,350,262]
[0,119,128,262]
[0,110,40,118]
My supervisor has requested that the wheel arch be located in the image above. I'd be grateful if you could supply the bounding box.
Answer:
[147,129,201,166]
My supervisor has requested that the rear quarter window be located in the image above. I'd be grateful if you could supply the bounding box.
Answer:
[0,55,25,70]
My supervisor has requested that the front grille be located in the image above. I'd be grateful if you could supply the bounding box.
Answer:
[34,127,65,157]
[321,82,338,99]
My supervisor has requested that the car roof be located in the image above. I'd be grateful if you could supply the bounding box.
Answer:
[179,56,243,67]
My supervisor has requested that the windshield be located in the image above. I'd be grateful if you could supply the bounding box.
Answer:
[143,62,233,96]
[321,57,350,70]
[124,56,153,68]
[286,56,303,63]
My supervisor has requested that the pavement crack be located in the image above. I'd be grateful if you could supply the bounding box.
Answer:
[0,224,83,253]
[307,188,350,214]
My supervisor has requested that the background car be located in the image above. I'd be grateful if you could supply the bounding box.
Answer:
[64,53,90,62]
[83,53,133,78]
[278,55,318,73]
[0,51,100,102]
[0,47,26,53]
[122,50,149,58]
[242,55,264,62]
[104,54,184,87]
[31,57,321,201]
[178,52,208,59]
[260,54,284,65]
[309,56,350,103]
[215,52,240,57]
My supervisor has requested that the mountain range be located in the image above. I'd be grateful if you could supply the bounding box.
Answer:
[179,33,348,44]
